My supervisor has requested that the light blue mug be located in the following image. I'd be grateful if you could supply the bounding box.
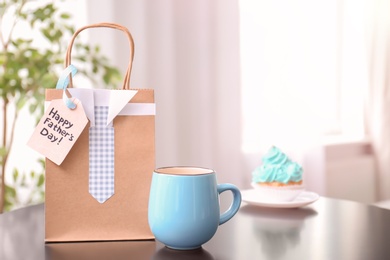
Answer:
[148,166,242,250]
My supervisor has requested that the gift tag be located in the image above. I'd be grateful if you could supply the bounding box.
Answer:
[27,98,88,165]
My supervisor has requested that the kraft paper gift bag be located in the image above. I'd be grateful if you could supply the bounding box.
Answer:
[41,23,155,242]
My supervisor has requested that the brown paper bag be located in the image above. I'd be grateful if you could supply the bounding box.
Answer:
[44,23,155,242]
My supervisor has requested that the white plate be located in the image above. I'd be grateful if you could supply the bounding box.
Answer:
[241,189,320,208]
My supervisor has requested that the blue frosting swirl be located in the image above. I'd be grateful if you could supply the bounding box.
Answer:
[252,146,303,184]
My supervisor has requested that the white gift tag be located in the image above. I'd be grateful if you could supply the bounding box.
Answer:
[27,98,88,165]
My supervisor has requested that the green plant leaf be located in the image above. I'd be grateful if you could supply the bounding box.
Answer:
[5,185,17,200]
[60,13,71,19]
[0,146,7,157]
[37,174,45,187]
[12,169,19,183]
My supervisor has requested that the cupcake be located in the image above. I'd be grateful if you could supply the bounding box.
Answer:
[251,146,304,202]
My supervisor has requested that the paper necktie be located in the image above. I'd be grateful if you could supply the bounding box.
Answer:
[89,106,115,203]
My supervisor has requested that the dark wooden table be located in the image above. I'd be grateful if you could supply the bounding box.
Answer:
[1,197,390,260]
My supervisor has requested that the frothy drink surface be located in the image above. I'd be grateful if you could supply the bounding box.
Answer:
[155,167,213,176]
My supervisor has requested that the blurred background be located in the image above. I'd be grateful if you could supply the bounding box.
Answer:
[1,0,390,211]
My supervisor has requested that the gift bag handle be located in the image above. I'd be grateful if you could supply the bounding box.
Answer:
[65,22,135,90]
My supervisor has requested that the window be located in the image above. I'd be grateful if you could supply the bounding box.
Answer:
[239,0,367,153]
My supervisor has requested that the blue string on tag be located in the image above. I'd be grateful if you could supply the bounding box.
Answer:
[55,65,78,110]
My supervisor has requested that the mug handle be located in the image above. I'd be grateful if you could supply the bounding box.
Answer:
[217,184,242,225]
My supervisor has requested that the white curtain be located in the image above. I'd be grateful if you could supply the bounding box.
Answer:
[365,0,390,200]
[85,0,244,186]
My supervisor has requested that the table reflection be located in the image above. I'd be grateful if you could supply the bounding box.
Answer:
[45,240,155,260]
[240,205,317,259]
[152,246,214,260]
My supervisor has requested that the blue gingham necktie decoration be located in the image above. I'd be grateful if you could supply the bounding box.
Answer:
[89,106,115,203]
